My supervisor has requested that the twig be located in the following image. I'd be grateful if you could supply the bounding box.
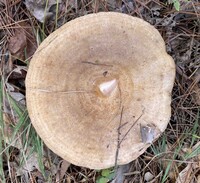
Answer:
[119,111,144,146]
[117,121,128,130]
[114,106,124,171]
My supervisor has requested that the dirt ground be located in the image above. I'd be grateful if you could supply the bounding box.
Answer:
[0,0,200,182]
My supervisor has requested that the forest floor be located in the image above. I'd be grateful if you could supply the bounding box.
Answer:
[0,0,200,182]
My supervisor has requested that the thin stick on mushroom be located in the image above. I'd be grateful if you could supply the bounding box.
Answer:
[119,111,144,146]
[114,106,124,170]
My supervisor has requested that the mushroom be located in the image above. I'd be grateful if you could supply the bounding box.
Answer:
[26,12,175,169]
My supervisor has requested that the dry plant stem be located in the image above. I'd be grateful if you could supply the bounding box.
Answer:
[119,111,144,146]
[135,0,151,11]
[114,106,124,170]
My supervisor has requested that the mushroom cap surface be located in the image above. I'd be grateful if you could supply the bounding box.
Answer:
[26,12,175,169]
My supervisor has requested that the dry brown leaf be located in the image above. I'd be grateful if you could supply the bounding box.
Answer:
[8,22,37,61]
[8,27,27,60]
[19,22,37,60]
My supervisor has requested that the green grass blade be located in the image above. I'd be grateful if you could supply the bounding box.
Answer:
[0,79,5,182]
[190,110,200,147]
[150,134,167,155]
[37,138,46,179]
[10,110,29,142]
[6,94,24,117]
[185,144,200,160]
[161,160,172,183]
[34,133,46,179]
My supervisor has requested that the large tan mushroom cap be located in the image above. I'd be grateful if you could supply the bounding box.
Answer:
[26,12,175,169]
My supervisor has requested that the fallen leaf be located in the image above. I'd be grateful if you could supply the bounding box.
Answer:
[8,22,37,61]
[25,0,61,23]
[8,27,27,60]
